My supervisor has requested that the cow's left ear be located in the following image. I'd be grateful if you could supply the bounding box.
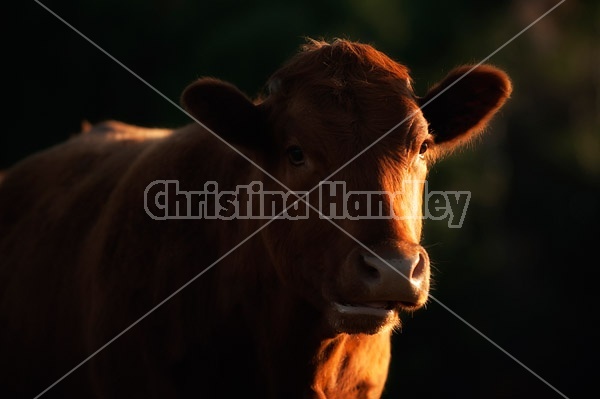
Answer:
[419,65,512,151]
[181,78,266,148]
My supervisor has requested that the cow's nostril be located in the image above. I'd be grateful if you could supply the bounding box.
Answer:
[360,261,381,280]
[410,254,427,285]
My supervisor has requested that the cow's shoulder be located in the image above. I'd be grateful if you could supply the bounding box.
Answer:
[1,120,174,186]
[0,120,175,229]
[81,120,172,142]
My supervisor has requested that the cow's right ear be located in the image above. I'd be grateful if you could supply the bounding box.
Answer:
[181,78,266,148]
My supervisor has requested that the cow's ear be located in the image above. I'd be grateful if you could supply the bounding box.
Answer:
[181,78,265,147]
[419,65,512,152]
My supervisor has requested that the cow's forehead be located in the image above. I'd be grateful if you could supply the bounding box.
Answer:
[266,39,419,135]
[271,81,421,144]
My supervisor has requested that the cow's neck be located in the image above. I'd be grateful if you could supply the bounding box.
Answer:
[310,332,391,398]
[217,255,392,398]
[257,297,392,398]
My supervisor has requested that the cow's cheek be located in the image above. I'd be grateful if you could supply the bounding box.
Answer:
[261,216,341,310]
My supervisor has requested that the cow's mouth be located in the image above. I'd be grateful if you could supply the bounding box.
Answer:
[327,301,400,335]
[334,301,395,317]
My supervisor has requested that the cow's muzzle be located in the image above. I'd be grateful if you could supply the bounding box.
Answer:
[358,245,430,308]
[328,244,430,334]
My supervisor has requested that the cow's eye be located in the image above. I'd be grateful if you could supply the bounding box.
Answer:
[287,145,305,166]
[418,142,429,157]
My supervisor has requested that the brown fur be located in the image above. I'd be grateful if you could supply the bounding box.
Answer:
[0,39,511,398]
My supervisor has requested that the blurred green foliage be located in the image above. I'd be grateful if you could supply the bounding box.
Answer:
[7,0,599,397]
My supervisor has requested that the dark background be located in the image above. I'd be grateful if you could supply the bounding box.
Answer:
[7,1,599,398]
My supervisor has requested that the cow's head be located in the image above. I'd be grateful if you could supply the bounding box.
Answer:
[181,39,511,335]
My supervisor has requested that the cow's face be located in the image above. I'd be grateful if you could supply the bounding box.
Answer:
[182,39,511,335]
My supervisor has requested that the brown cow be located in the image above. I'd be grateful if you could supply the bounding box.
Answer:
[0,39,511,398]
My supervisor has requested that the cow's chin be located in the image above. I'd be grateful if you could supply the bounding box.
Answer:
[326,302,400,335]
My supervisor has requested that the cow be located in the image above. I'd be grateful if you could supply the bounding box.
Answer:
[0,38,511,398]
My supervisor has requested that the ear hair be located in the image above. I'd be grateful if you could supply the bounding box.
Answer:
[181,78,267,148]
[419,65,512,152]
